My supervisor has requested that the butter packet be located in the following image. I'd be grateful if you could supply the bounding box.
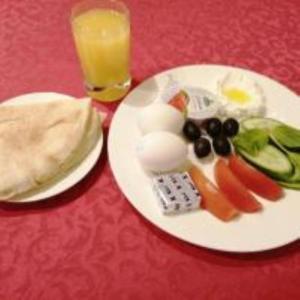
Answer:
[152,172,201,215]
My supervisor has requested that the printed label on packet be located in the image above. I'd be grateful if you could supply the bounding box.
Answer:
[152,172,201,215]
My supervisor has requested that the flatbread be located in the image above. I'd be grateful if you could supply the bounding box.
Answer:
[0,98,100,200]
[60,107,101,174]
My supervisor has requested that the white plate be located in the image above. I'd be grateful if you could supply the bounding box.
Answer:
[108,64,300,253]
[2,92,103,203]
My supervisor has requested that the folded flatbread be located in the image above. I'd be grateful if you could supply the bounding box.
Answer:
[0,98,101,200]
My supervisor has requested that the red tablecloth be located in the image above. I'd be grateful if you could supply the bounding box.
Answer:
[0,0,300,299]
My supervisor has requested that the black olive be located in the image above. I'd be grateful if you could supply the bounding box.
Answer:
[183,120,201,141]
[223,118,239,137]
[194,138,211,158]
[206,118,222,137]
[213,136,231,156]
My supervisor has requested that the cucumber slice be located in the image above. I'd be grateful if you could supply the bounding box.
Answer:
[278,181,300,190]
[272,125,300,151]
[241,117,282,132]
[236,145,293,180]
[270,134,300,182]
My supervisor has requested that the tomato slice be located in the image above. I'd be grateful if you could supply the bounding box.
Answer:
[214,159,262,213]
[168,91,188,113]
[228,155,283,201]
[189,165,239,222]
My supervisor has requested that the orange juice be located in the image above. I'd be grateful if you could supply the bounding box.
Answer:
[72,7,130,101]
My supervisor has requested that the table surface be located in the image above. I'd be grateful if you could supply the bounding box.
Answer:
[1,0,300,299]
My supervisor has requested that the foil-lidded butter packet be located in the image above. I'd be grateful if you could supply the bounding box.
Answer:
[152,172,201,215]
[185,87,221,123]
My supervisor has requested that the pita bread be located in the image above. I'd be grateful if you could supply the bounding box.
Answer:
[60,107,101,174]
[0,98,100,200]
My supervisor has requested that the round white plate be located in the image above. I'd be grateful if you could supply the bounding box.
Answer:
[108,64,300,253]
[2,92,103,203]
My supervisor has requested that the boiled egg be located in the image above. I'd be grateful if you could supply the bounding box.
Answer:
[217,72,266,119]
[137,103,184,134]
[136,131,188,173]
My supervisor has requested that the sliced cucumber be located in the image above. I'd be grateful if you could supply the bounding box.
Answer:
[278,181,300,190]
[238,117,300,183]
[272,125,300,151]
[241,117,282,132]
[270,134,300,182]
[236,144,293,180]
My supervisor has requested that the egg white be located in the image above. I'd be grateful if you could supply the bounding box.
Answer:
[138,103,184,135]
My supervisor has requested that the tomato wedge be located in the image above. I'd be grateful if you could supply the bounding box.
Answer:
[168,91,188,113]
[189,165,239,222]
[228,155,283,200]
[215,159,262,213]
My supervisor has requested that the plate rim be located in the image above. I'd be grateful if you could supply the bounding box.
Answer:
[1,92,103,203]
[108,64,300,253]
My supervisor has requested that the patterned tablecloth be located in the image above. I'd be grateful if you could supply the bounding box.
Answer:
[0,0,300,299]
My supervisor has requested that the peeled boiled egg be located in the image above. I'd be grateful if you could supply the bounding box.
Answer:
[138,103,184,134]
[217,72,266,118]
[136,131,188,173]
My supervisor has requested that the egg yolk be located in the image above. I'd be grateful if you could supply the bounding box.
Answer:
[223,88,250,104]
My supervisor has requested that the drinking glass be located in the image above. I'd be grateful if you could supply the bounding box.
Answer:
[71,0,131,102]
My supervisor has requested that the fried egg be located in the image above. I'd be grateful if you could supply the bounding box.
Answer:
[217,72,266,119]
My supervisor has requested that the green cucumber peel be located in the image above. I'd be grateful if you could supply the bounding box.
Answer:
[272,125,300,150]
[270,134,300,182]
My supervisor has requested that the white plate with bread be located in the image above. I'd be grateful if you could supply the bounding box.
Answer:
[0,92,103,203]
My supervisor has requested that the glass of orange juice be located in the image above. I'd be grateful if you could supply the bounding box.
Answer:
[71,0,131,102]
